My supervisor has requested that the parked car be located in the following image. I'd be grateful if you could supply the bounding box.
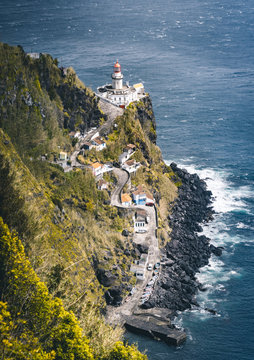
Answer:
[154,262,160,269]
[130,287,136,295]
[136,229,147,234]
[147,280,154,286]
[141,294,149,299]
[147,263,153,271]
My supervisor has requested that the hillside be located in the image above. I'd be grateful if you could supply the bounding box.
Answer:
[0,43,179,358]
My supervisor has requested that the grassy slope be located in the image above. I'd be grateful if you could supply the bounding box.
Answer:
[0,42,180,357]
[0,43,105,158]
[0,217,147,359]
[89,105,179,245]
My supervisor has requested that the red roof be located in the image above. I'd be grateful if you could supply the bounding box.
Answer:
[133,187,146,196]
[127,144,136,149]
[146,192,154,201]
[114,60,121,68]
[93,136,104,145]
[91,162,102,169]
[125,159,135,166]
[121,193,132,203]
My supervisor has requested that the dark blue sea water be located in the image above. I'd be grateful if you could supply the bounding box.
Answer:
[1,1,254,359]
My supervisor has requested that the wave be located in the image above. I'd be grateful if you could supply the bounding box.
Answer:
[196,256,241,286]
[170,162,252,214]
[164,159,252,321]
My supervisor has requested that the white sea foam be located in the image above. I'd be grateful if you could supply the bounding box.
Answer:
[196,256,241,286]
[164,160,251,317]
[236,222,253,230]
[165,160,252,214]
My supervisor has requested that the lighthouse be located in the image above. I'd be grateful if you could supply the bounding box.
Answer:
[112,60,123,89]
[96,60,146,107]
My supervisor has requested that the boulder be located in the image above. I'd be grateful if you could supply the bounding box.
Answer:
[96,269,117,287]
[136,243,149,254]
[148,163,216,312]
[210,244,223,256]
[122,229,130,237]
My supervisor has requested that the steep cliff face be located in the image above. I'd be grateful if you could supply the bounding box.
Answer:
[0,43,106,157]
[135,96,156,144]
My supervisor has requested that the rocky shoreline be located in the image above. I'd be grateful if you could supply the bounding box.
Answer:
[143,163,223,314]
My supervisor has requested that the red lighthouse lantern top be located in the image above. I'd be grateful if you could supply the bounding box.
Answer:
[113,60,121,73]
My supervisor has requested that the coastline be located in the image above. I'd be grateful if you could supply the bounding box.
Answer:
[121,162,223,345]
[142,162,222,314]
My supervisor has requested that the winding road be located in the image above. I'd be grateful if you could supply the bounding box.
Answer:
[106,167,160,325]
[66,100,160,325]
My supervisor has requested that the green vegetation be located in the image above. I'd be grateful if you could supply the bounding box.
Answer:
[0,43,106,158]
[0,42,180,358]
[0,218,146,359]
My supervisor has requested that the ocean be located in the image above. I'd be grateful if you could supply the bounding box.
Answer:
[0,0,253,359]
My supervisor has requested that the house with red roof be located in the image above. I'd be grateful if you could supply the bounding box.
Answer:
[132,185,147,205]
[89,162,104,176]
[122,159,140,173]
[121,193,132,207]
[91,136,106,151]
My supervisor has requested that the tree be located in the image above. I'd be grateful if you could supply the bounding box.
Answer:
[0,217,94,360]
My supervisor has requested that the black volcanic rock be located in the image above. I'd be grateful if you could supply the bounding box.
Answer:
[210,244,223,256]
[105,285,124,306]
[96,268,117,287]
[136,243,149,254]
[146,164,218,312]
[122,229,130,237]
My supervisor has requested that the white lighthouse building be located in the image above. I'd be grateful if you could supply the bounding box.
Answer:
[96,60,146,108]
[112,60,123,89]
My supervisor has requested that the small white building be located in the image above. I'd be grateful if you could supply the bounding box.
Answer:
[74,131,81,138]
[146,193,154,206]
[124,144,136,155]
[132,185,147,205]
[133,209,148,233]
[89,162,104,177]
[27,52,40,59]
[122,159,140,173]
[130,254,148,281]
[96,60,146,108]
[121,193,132,207]
[91,136,106,151]
[59,152,68,161]
[97,179,108,190]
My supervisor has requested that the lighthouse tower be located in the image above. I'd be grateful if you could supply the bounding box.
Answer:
[96,60,146,107]
[112,60,123,89]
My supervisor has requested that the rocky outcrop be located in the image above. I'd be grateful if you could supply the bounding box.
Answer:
[136,96,156,144]
[144,163,222,312]
[57,84,105,132]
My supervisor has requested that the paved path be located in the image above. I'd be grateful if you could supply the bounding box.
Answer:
[110,168,129,206]
[106,168,160,325]
[65,102,160,324]
[98,99,124,125]
[67,99,123,169]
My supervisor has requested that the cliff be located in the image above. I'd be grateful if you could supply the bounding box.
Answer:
[0,43,181,358]
[0,42,220,357]
[0,43,106,158]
